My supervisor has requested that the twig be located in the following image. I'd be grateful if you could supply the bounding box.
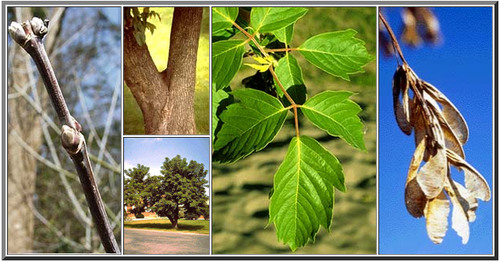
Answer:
[268,66,300,137]
[8,83,121,173]
[379,12,408,65]
[9,17,120,253]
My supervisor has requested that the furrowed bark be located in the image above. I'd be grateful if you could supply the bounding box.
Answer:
[9,17,120,253]
[123,7,202,134]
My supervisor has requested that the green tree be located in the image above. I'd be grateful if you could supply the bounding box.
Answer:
[149,155,208,228]
[124,164,150,217]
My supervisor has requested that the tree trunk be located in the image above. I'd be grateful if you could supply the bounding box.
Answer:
[170,217,178,229]
[167,204,180,229]
[123,7,203,135]
[7,8,42,253]
[8,8,64,253]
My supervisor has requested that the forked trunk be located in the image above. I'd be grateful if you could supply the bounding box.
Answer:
[123,7,203,135]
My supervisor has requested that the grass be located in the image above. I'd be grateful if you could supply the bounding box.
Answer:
[124,218,210,235]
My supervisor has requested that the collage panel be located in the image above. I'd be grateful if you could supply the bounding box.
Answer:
[3,2,498,260]
[212,7,377,254]
[378,7,494,255]
[6,7,122,253]
[122,7,210,135]
[123,137,210,255]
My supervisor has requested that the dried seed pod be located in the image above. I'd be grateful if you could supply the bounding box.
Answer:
[417,146,447,199]
[426,98,465,158]
[452,181,478,223]
[447,149,491,201]
[424,191,450,244]
[423,81,469,144]
[393,65,413,135]
[409,7,441,44]
[446,178,470,244]
[405,137,427,217]
[401,7,421,47]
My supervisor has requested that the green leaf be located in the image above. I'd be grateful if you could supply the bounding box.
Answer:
[272,24,294,45]
[298,29,373,80]
[212,40,246,90]
[301,91,366,150]
[274,54,306,106]
[212,87,230,141]
[212,7,239,33]
[133,31,145,46]
[146,22,156,34]
[213,88,288,163]
[269,135,345,251]
[251,7,308,33]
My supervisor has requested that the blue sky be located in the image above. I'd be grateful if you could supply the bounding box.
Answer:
[378,7,493,255]
[123,137,211,184]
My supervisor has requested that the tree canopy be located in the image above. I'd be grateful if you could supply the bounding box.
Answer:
[124,164,150,217]
[123,155,209,228]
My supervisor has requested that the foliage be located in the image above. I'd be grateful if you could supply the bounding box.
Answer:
[135,213,145,219]
[126,7,161,46]
[123,155,208,229]
[212,7,373,251]
[149,155,209,228]
[124,164,151,217]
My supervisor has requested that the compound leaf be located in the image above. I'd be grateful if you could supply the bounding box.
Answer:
[251,7,308,33]
[212,40,246,90]
[213,7,239,34]
[214,88,288,163]
[274,54,306,105]
[301,91,366,150]
[298,29,373,80]
[269,135,345,251]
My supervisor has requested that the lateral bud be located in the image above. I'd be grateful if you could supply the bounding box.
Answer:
[61,125,84,154]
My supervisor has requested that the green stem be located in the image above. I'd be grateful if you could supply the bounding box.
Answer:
[266,47,298,53]
[232,19,300,138]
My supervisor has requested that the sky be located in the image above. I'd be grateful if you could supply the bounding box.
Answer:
[378,7,493,255]
[123,137,211,185]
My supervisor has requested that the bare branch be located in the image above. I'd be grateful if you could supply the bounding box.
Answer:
[9,17,120,253]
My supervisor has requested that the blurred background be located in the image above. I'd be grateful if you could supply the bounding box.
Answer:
[7,7,122,253]
[212,7,377,254]
[123,7,210,135]
[379,7,493,254]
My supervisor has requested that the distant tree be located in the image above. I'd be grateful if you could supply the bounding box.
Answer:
[124,164,150,217]
[149,155,208,228]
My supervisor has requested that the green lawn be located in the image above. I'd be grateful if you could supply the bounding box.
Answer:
[124,218,210,235]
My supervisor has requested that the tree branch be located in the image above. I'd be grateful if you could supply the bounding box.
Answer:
[9,17,120,254]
